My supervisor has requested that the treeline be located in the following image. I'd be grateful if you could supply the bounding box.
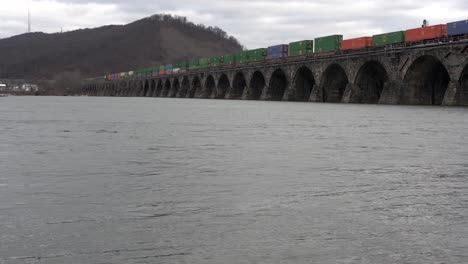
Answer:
[148,14,246,50]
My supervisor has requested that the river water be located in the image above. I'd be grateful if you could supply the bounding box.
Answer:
[1,96,468,264]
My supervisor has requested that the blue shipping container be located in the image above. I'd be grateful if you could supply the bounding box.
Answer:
[447,19,468,36]
[267,44,288,54]
[166,64,173,70]
[267,52,288,59]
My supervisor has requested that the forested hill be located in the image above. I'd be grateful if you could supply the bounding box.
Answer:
[0,14,243,80]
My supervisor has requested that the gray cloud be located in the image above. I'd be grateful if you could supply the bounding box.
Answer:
[1,0,468,48]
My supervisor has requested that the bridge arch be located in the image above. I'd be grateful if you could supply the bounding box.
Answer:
[148,79,156,97]
[133,81,142,96]
[248,71,265,100]
[268,68,288,101]
[320,63,348,102]
[169,78,180,98]
[229,72,247,99]
[162,79,171,97]
[456,63,468,106]
[111,83,117,96]
[178,77,190,98]
[143,80,150,97]
[204,75,216,98]
[354,61,389,103]
[402,55,450,105]
[102,84,107,96]
[189,76,201,98]
[116,83,122,96]
[292,66,316,101]
[122,81,128,96]
[216,74,230,99]
[155,79,163,97]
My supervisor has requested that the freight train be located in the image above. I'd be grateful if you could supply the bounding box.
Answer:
[84,19,468,82]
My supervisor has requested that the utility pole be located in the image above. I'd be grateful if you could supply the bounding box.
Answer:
[28,0,31,33]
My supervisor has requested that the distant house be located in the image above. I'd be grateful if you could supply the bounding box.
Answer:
[0,84,6,91]
[22,84,39,92]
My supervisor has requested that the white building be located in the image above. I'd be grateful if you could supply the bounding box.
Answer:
[21,84,39,92]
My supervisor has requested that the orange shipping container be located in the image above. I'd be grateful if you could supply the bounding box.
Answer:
[341,37,373,50]
[405,24,448,42]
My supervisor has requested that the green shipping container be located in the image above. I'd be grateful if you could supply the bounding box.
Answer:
[235,51,249,64]
[224,54,235,65]
[314,35,343,53]
[199,58,210,68]
[158,65,165,71]
[179,62,188,70]
[210,56,224,66]
[247,48,267,62]
[289,40,314,56]
[189,58,200,70]
[372,31,405,46]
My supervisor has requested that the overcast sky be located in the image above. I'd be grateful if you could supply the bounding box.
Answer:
[1,0,468,48]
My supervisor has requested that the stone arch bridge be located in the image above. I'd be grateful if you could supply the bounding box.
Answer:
[80,41,468,106]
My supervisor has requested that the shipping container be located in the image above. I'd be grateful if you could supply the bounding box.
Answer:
[128,71,134,76]
[372,31,405,46]
[179,62,188,71]
[224,53,235,65]
[210,56,223,66]
[189,58,200,70]
[289,40,314,56]
[405,24,448,42]
[447,19,468,36]
[152,71,158,77]
[341,37,373,50]
[268,44,288,54]
[248,48,267,62]
[158,65,165,75]
[267,52,288,59]
[199,58,210,68]
[314,35,342,53]
[235,51,249,64]
[173,68,180,74]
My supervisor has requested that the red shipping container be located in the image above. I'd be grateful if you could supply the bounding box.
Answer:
[117,73,122,80]
[405,24,448,42]
[341,37,373,50]
[159,70,166,75]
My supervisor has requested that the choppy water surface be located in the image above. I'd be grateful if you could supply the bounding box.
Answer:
[1,96,468,264]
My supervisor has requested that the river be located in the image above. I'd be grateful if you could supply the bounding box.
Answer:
[1,96,467,263]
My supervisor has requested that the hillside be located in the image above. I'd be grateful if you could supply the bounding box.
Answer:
[0,14,243,80]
